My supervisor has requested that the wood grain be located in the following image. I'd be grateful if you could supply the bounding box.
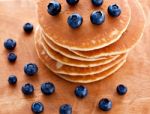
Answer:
[0,0,150,114]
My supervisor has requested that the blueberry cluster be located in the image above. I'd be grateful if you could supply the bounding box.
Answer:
[47,0,121,29]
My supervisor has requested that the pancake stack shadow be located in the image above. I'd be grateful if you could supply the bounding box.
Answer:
[34,0,145,83]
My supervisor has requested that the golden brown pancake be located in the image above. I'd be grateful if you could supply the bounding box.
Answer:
[71,0,145,58]
[35,34,127,75]
[39,36,121,68]
[57,60,126,83]
[41,28,116,61]
[38,0,131,51]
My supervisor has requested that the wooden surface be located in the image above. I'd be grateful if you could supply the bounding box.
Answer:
[0,0,150,114]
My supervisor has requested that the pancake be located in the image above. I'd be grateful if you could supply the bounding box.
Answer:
[41,28,116,61]
[58,59,126,83]
[71,0,145,58]
[35,35,127,75]
[37,34,121,68]
[38,0,131,51]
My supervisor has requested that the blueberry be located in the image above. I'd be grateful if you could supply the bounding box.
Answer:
[24,63,38,76]
[92,0,103,6]
[117,84,127,95]
[47,1,61,16]
[98,98,112,111]
[74,85,88,98]
[67,13,83,29]
[4,39,16,50]
[8,52,17,62]
[108,4,121,17]
[22,83,34,95]
[23,23,33,33]
[41,82,55,95]
[31,102,44,114]
[59,104,72,114]
[66,0,79,5]
[8,75,17,85]
[90,10,105,25]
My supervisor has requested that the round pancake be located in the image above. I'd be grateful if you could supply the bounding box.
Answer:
[58,59,126,83]
[41,38,120,68]
[35,30,120,68]
[40,27,118,61]
[35,35,127,75]
[71,0,145,58]
[38,0,131,51]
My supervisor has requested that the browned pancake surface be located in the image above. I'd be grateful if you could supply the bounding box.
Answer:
[72,0,145,58]
[38,0,130,51]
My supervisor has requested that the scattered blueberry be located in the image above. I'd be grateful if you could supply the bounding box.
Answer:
[24,63,38,76]
[67,13,83,29]
[74,85,88,98]
[8,52,17,62]
[98,98,112,111]
[47,1,61,16]
[66,0,79,5]
[117,84,127,95]
[22,83,34,95]
[23,23,33,33]
[31,102,44,114]
[59,104,72,114]
[41,82,55,95]
[92,0,103,6]
[108,4,121,17]
[8,75,17,85]
[4,39,16,50]
[90,10,105,25]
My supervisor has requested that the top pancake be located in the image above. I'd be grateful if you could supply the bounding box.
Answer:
[71,0,146,58]
[38,0,131,51]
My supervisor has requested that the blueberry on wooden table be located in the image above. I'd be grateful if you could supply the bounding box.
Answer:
[8,75,17,85]
[41,82,55,95]
[74,85,88,98]
[4,38,16,50]
[116,84,127,95]
[92,0,103,6]
[23,23,33,33]
[59,104,72,114]
[24,63,38,76]
[31,102,44,114]
[98,98,112,111]
[66,0,79,5]
[22,83,34,95]
[8,52,17,62]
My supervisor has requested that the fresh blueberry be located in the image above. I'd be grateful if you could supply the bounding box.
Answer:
[47,1,61,16]
[59,104,72,114]
[41,82,55,95]
[23,23,33,33]
[22,83,34,95]
[92,0,103,6]
[67,13,83,29]
[31,102,44,114]
[90,10,105,25]
[8,75,17,85]
[117,84,127,95]
[4,39,16,50]
[98,98,112,111]
[74,85,88,98]
[8,52,17,62]
[108,4,121,17]
[66,0,79,5]
[24,63,38,76]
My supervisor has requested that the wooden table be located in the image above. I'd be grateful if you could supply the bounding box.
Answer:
[0,0,150,114]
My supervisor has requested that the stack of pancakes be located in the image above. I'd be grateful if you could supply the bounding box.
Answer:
[35,0,145,83]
